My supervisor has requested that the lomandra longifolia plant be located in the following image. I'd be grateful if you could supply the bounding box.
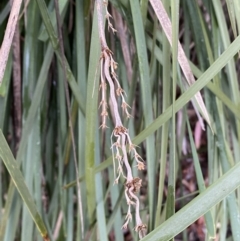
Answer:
[96,0,147,238]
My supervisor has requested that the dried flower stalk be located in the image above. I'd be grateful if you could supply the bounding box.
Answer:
[96,0,147,238]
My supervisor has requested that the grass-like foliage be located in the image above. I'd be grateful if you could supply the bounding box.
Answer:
[1,0,240,240]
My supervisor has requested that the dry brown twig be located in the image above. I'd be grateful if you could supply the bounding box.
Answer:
[96,0,147,238]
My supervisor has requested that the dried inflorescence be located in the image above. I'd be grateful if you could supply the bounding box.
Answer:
[96,0,147,238]
[111,126,145,183]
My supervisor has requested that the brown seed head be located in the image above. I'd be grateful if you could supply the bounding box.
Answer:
[135,224,147,238]
[137,162,145,171]
[125,177,142,193]
[114,126,127,136]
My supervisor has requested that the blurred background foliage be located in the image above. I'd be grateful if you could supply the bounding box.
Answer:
[1,0,240,240]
